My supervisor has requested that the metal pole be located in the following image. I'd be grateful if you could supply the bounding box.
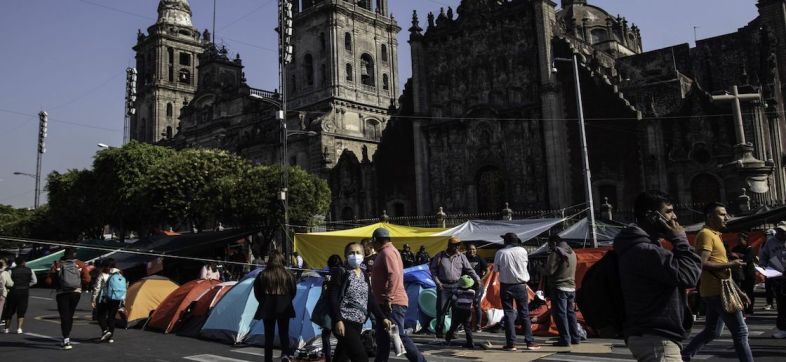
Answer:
[35,111,47,209]
[571,54,598,248]
[278,0,291,263]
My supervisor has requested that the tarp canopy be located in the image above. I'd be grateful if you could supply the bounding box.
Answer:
[148,279,220,333]
[27,239,125,273]
[435,219,565,244]
[122,275,179,324]
[558,217,627,246]
[295,222,449,268]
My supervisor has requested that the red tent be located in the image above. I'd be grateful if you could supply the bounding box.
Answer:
[148,279,220,333]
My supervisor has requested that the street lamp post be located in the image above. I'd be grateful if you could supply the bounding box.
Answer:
[553,54,598,248]
[278,0,295,264]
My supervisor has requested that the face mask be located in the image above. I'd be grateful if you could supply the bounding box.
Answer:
[347,254,364,268]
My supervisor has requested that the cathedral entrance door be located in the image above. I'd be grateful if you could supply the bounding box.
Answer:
[476,166,506,213]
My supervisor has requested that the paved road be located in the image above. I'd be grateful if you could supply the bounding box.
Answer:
[1,289,784,361]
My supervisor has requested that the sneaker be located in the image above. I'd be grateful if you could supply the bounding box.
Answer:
[525,342,542,351]
[100,331,112,342]
[502,345,517,351]
[16,328,22,334]
[62,342,73,350]
[773,329,786,339]
[2,328,9,334]
[108,339,114,344]
[764,304,773,311]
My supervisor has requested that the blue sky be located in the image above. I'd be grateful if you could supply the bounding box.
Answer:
[0,0,759,208]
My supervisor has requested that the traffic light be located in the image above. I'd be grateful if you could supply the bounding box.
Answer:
[279,0,294,65]
[126,67,137,116]
[38,111,47,154]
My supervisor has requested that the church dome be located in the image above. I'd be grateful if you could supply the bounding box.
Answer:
[157,0,193,27]
[556,0,642,56]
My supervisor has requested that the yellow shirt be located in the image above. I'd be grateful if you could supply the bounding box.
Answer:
[695,227,729,297]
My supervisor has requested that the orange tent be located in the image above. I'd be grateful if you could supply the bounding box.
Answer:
[191,281,236,317]
[148,279,220,333]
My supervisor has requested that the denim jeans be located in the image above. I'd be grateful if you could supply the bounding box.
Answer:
[435,282,458,335]
[500,283,534,346]
[551,289,580,344]
[473,287,485,329]
[375,304,425,362]
[682,296,753,362]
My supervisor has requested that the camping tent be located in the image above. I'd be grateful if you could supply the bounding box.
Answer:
[295,222,449,268]
[436,219,565,244]
[122,275,179,325]
[177,281,236,338]
[200,277,260,344]
[148,279,220,333]
[558,217,626,246]
[246,274,324,349]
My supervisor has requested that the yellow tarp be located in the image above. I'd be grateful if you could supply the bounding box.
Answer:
[294,222,449,268]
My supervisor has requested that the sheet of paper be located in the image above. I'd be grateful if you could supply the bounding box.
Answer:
[755,266,783,278]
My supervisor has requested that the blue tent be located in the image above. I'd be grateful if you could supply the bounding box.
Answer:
[246,274,324,349]
[402,264,436,332]
[199,277,259,344]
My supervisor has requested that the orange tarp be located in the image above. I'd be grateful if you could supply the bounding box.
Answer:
[190,281,236,318]
[148,279,220,333]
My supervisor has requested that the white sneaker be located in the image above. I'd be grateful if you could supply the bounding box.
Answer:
[764,304,774,311]
[16,329,22,334]
[2,328,8,334]
[108,338,114,343]
[100,331,112,342]
[772,329,786,339]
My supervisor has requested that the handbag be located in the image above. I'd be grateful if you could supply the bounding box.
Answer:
[710,270,750,314]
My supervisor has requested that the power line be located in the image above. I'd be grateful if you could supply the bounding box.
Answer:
[48,70,125,111]
[0,108,122,133]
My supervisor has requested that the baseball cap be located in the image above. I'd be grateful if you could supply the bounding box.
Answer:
[372,227,390,240]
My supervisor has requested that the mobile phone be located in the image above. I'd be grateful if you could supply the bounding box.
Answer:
[646,210,669,228]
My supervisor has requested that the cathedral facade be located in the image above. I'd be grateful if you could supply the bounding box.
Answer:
[130,0,786,221]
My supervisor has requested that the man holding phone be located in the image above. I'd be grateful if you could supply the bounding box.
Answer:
[613,191,702,361]
[682,202,752,361]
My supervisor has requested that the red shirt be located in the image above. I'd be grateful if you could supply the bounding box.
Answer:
[371,243,408,307]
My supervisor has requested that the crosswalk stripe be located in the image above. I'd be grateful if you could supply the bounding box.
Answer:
[23,332,81,344]
[540,355,634,362]
[230,349,266,357]
[184,354,252,362]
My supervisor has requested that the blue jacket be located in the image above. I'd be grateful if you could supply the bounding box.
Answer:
[613,225,701,342]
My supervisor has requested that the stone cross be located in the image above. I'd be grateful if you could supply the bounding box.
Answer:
[711,85,761,145]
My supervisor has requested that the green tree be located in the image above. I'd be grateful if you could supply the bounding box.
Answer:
[220,164,330,253]
[46,169,104,240]
[92,140,176,240]
[146,148,250,231]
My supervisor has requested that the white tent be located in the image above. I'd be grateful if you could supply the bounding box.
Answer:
[436,218,565,244]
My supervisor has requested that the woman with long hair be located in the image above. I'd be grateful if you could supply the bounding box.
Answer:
[329,242,387,362]
[253,251,297,362]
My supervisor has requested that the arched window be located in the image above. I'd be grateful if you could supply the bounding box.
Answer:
[346,63,353,81]
[365,119,380,139]
[341,206,354,221]
[344,33,352,52]
[168,47,174,82]
[360,53,374,86]
[178,69,191,84]
[320,63,327,85]
[319,32,326,54]
[591,28,607,44]
[166,103,173,118]
[304,54,314,86]
[381,44,388,62]
[382,74,389,90]
[166,126,173,139]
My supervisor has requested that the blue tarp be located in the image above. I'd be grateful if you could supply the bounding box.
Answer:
[403,264,436,289]
[199,277,259,344]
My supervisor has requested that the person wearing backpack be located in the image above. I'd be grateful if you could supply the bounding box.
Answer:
[92,258,125,343]
[2,256,36,334]
[613,191,701,362]
[329,242,387,362]
[0,259,14,330]
[46,247,92,350]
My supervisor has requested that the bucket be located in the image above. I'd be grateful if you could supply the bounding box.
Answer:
[427,316,451,333]
[418,289,437,318]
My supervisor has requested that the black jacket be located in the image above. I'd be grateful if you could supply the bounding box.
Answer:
[327,267,384,325]
[613,225,701,342]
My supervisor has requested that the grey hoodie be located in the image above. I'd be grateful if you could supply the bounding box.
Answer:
[613,225,701,342]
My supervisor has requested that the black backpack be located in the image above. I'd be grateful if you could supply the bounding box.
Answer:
[576,250,625,338]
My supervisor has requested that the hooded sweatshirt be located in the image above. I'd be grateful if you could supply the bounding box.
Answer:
[613,225,701,342]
